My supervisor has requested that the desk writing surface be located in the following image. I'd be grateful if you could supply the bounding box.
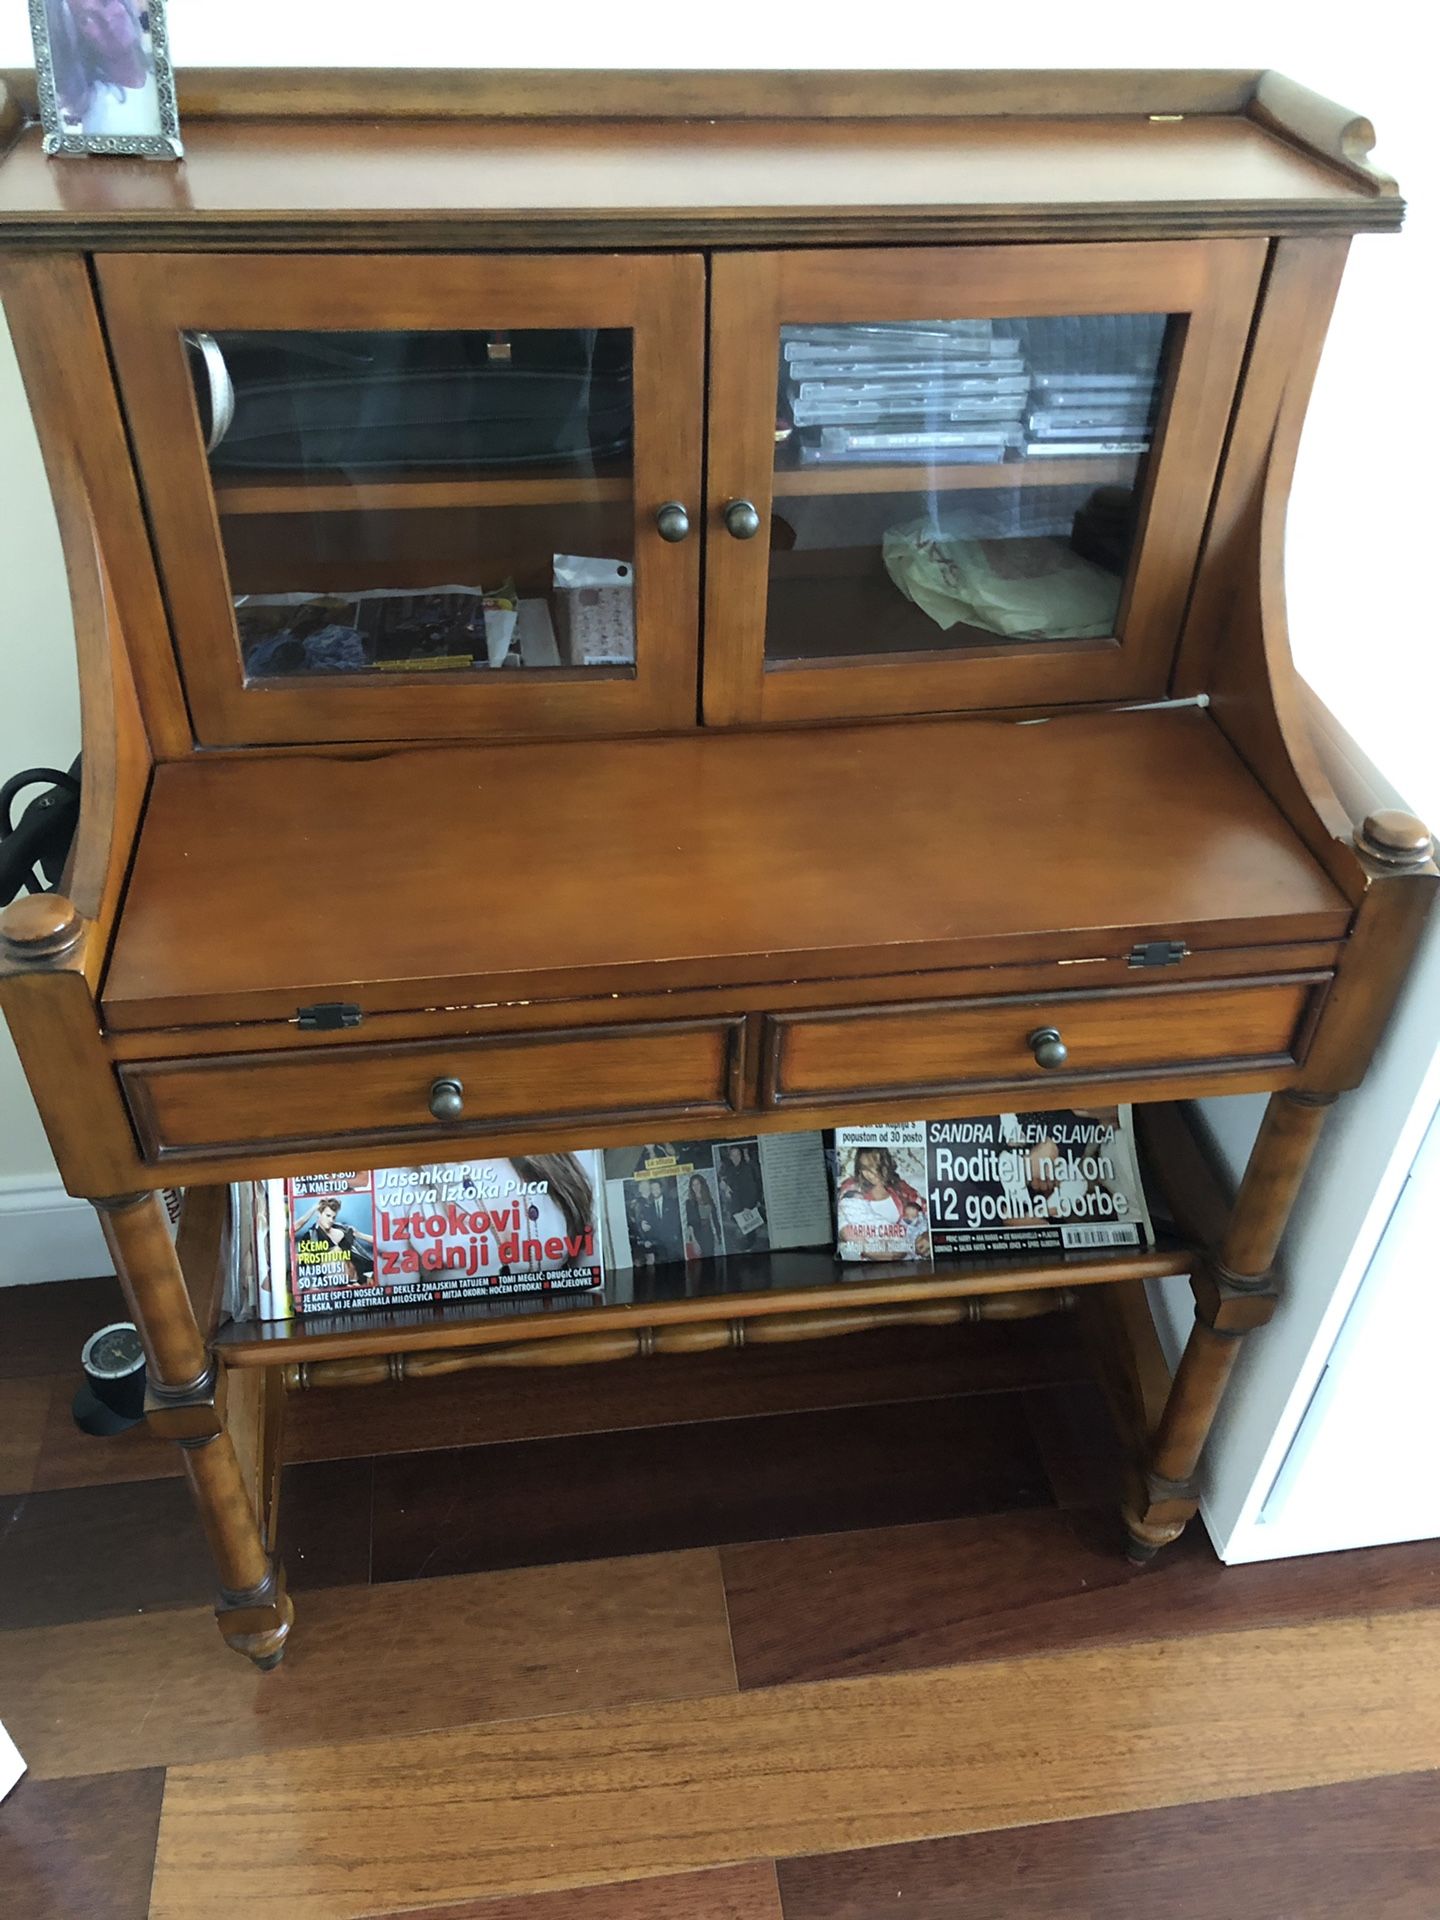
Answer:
[101,709,1351,1030]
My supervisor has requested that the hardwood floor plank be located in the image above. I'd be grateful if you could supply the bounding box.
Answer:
[0,1547,735,1782]
[0,1275,126,1377]
[722,1506,1440,1688]
[0,1456,371,1630]
[0,1476,217,1629]
[0,1766,165,1920]
[776,1768,1440,1919]
[29,1372,180,1492]
[369,1394,1050,1583]
[288,1319,1088,1465]
[147,1612,1440,1920]
[360,1861,783,1919]
[0,1373,51,1494]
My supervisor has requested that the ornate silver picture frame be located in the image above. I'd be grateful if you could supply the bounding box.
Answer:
[29,0,183,159]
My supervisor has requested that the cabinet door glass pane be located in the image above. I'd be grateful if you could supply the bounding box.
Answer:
[768,314,1170,665]
[192,328,636,683]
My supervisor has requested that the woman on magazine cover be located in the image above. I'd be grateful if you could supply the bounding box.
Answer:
[454,1153,596,1272]
[836,1146,929,1260]
[718,1142,769,1252]
[684,1171,721,1260]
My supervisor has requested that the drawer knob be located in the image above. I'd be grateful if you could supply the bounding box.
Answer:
[654,500,691,543]
[428,1076,465,1121]
[1028,1027,1068,1071]
[723,498,762,540]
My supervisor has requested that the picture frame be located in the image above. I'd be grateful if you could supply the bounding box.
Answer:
[29,0,183,159]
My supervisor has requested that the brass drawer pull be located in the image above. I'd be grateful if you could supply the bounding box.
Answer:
[654,500,691,542]
[723,498,761,540]
[428,1076,465,1121]
[1028,1026,1068,1071]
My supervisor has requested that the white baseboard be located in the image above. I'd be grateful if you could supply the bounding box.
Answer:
[0,1175,113,1286]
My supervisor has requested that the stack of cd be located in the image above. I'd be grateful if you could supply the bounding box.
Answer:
[781,323,1030,467]
[1023,376,1159,458]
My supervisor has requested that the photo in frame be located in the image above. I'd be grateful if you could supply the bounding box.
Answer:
[29,0,183,158]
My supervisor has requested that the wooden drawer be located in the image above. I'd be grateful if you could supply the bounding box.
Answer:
[763,976,1328,1107]
[122,1018,745,1159]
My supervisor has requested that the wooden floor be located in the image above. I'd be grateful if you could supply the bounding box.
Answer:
[2,1275,1438,1919]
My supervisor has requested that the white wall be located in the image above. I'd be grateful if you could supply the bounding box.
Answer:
[0,9,1432,1253]
[0,312,83,1173]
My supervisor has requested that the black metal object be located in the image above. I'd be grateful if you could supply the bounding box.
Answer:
[1128,939,1189,968]
[294,1001,364,1030]
[72,1320,148,1436]
[0,756,81,906]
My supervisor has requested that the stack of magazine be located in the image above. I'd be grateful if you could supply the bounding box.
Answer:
[223,1108,1153,1323]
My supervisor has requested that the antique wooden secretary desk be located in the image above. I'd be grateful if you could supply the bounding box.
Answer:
[0,68,1432,1666]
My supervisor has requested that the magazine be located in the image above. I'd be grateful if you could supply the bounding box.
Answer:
[232,584,537,679]
[833,1107,1153,1263]
[602,1133,831,1270]
[249,1154,606,1318]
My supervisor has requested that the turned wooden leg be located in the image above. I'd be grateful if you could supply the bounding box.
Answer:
[1123,1090,1336,1562]
[96,1191,293,1667]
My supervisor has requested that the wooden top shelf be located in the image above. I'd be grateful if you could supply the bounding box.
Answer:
[102,705,1352,1031]
[0,70,1401,248]
[213,462,632,516]
[215,1235,1197,1367]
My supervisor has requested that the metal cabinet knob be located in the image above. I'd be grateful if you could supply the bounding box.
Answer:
[723,498,762,540]
[654,501,691,543]
[1028,1027,1069,1071]
[428,1076,465,1121]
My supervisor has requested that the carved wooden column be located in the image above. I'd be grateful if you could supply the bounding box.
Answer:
[1124,1088,1334,1559]
[1125,808,1437,1561]
[96,1192,293,1667]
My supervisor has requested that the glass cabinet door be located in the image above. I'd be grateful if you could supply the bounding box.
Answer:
[99,255,703,745]
[704,241,1266,726]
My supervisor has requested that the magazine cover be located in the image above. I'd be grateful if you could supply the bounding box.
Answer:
[602,1134,831,1271]
[834,1108,1153,1262]
[255,1154,605,1318]
[832,1123,932,1263]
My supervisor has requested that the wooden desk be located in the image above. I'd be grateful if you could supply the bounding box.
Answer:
[0,67,1432,1667]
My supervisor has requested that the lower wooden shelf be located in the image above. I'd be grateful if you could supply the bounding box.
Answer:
[214,1236,1196,1371]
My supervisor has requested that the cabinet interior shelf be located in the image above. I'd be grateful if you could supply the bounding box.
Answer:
[211,454,1138,519]
[770,453,1140,499]
[213,461,634,516]
[214,1235,1196,1368]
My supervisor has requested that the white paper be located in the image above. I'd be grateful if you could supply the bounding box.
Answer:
[0,1717,25,1801]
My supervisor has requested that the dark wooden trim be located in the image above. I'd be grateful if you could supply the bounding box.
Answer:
[1246,71,1398,199]
[0,66,1269,127]
[0,206,1405,255]
[279,1287,1078,1389]
[220,1244,1192,1368]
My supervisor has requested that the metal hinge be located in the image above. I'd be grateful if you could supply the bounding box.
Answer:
[1127,940,1189,969]
[293,1001,364,1031]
